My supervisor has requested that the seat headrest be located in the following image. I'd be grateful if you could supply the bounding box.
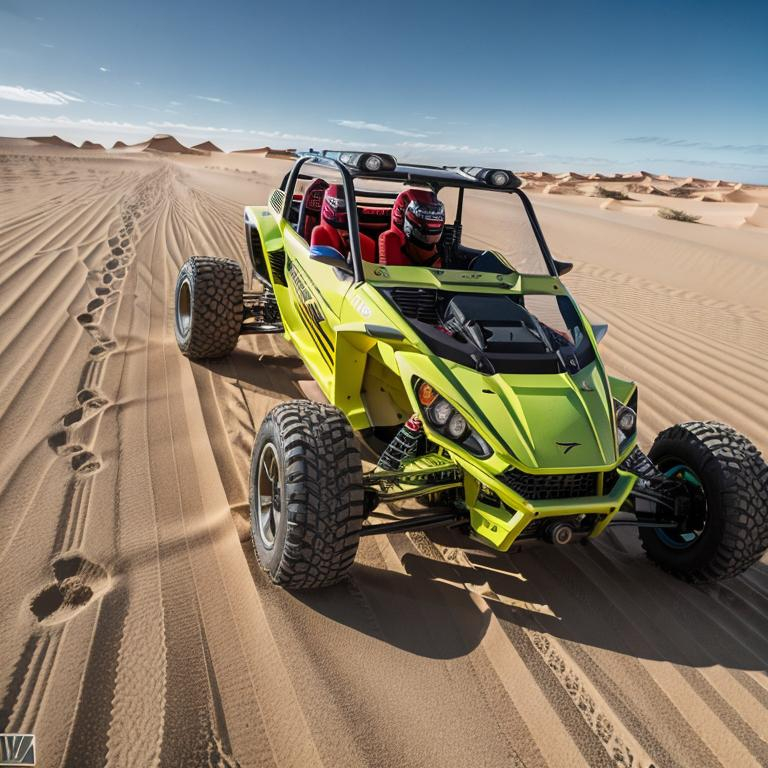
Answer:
[302,178,328,212]
[321,183,347,228]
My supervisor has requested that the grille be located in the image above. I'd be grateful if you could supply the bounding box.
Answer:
[247,225,263,261]
[269,189,286,213]
[500,467,598,500]
[387,288,440,325]
[602,470,620,494]
[268,249,286,286]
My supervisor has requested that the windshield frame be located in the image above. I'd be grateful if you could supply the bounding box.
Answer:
[280,157,559,283]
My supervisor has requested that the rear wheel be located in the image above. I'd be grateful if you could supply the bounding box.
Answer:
[249,401,364,588]
[639,421,768,582]
[174,256,243,359]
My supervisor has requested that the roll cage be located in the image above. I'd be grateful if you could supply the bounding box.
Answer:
[279,150,559,283]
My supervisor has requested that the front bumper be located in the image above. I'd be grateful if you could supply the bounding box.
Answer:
[457,457,637,550]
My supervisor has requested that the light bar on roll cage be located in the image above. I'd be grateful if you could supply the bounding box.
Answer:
[301,149,397,172]
[458,166,519,188]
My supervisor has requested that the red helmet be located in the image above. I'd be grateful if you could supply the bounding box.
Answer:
[393,189,445,248]
[320,184,347,229]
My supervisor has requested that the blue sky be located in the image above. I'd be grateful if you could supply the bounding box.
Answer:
[1,0,767,181]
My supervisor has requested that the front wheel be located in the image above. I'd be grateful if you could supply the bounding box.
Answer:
[249,401,364,588]
[639,421,768,582]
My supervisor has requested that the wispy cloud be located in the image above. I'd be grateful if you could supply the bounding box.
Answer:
[149,120,245,134]
[40,43,55,49]
[194,95,231,104]
[99,66,110,72]
[643,155,768,173]
[0,113,249,140]
[621,136,768,154]
[334,119,427,138]
[254,129,381,149]
[0,114,386,151]
[0,114,151,132]
[398,141,510,155]
[0,85,84,105]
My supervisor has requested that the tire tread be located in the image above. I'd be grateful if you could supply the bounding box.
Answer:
[175,256,243,359]
[641,420,768,582]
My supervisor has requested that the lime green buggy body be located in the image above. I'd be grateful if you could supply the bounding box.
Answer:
[243,154,638,553]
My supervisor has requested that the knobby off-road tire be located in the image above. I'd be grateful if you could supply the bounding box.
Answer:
[249,401,364,588]
[640,421,768,582]
[174,256,243,359]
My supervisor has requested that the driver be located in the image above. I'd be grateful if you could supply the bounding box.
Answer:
[380,189,446,267]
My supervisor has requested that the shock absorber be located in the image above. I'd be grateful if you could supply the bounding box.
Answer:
[377,415,423,471]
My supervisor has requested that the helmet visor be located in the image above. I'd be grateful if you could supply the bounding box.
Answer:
[404,199,445,245]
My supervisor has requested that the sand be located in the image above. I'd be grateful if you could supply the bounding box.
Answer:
[0,140,767,768]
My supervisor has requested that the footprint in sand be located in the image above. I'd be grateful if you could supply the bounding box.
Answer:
[47,431,73,454]
[86,297,104,313]
[71,450,101,475]
[62,396,107,427]
[77,388,106,406]
[89,340,117,360]
[95,286,111,296]
[30,554,110,623]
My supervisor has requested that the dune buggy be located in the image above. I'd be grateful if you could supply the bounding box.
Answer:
[174,149,768,588]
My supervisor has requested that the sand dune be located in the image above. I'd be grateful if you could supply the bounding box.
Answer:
[144,133,201,154]
[111,140,128,149]
[80,140,104,150]
[192,140,223,152]
[0,144,766,768]
[518,171,768,231]
[27,134,77,148]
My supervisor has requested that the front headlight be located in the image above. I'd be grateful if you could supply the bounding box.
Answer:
[415,380,492,458]
[613,397,637,449]
[430,398,454,427]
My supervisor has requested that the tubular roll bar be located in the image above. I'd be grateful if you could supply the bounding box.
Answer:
[282,155,366,283]
[281,153,560,281]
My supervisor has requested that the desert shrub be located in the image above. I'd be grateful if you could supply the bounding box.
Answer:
[657,207,701,223]
[594,185,630,200]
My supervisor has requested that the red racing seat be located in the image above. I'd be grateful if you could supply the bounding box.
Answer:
[310,185,377,263]
[378,188,442,267]
[296,178,328,240]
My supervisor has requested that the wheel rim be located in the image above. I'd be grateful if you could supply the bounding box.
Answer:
[177,278,192,335]
[655,462,707,549]
[256,443,282,549]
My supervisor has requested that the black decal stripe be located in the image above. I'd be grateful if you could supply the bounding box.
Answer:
[299,302,334,360]
[313,317,335,353]
[296,302,333,368]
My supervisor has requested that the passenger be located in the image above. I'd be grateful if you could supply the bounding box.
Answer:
[379,189,446,267]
